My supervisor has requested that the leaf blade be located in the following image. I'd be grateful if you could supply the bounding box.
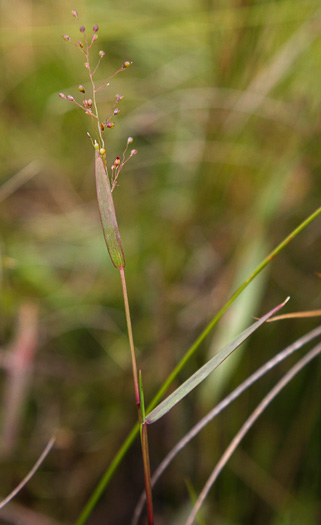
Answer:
[146,298,289,424]
[95,150,125,269]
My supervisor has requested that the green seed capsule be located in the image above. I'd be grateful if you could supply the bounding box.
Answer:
[94,150,125,269]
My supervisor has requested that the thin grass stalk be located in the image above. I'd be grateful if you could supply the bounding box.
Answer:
[184,342,321,525]
[75,204,321,525]
[131,325,321,524]
[119,267,154,524]
[0,436,56,510]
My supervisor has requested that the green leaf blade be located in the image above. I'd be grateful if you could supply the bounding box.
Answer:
[95,151,126,269]
[146,298,289,425]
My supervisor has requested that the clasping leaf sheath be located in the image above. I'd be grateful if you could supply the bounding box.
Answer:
[94,150,125,269]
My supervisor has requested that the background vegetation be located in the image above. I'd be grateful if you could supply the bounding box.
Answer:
[0,0,320,524]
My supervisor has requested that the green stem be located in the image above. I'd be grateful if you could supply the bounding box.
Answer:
[75,204,321,525]
[119,267,154,524]
[119,267,140,405]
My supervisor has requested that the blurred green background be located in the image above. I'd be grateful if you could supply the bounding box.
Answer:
[0,0,321,524]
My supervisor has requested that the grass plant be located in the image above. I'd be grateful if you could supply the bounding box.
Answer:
[1,2,321,525]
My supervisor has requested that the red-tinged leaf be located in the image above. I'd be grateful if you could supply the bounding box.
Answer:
[146,298,289,424]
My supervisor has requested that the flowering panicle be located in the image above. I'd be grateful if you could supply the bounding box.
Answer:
[59,11,137,270]
[59,9,135,181]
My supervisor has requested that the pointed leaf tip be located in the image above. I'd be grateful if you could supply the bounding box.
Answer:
[146,299,288,424]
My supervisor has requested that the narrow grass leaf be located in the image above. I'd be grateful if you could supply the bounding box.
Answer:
[94,150,125,269]
[146,298,289,425]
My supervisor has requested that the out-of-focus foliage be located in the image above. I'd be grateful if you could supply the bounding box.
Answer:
[0,1,320,524]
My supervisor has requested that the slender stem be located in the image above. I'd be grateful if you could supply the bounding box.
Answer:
[119,267,140,406]
[119,267,154,524]
[141,423,154,525]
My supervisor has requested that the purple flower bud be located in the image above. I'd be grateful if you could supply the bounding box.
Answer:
[67,95,74,101]
[71,10,78,19]
[99,50,105,58]
[115,94,123,102]
[113,108,120,115]
[62,35,70,41]
[78,85,85,93]
[93,24,99,32]
[91,34,98,42]
[130,149,137,156]
[59,93,67,99]
[107,122,115,129]
[77,40,84,48]
[127,137,133,144]
[79,26,85,33]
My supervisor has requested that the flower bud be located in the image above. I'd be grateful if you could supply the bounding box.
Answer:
[78,85,85,93]
[62,35,70,41]
[87,98,93,108]
[130,149,137,156]
[99,50,105,58]
[94,141,99,150]
[92,34,98,42]
[122,61,132,69]
[93,24,99,32]
[100,148,106,155]
[67,95,74,101]
[127,137,133,144]
[79,26,85,33]
[100,123,105,131]
[71,10,78,19]
[114,157,121,167]
[59,93,67,99]
[77,40,84,48]
[107,122,115,129]
[113,108,120,115]
[115,94,123,102]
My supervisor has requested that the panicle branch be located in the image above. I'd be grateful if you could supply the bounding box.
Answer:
[59,10,137,188]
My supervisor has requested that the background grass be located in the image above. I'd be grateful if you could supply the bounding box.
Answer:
[0,1,320,524]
